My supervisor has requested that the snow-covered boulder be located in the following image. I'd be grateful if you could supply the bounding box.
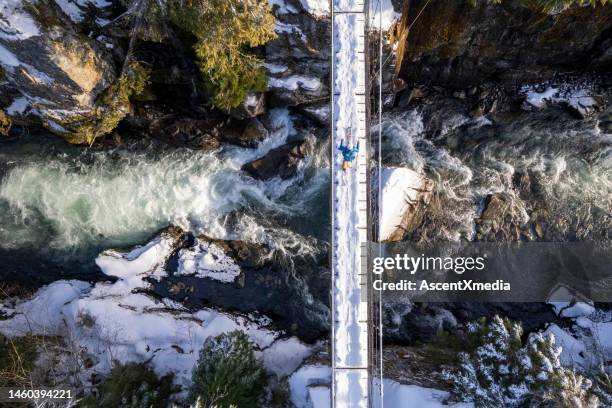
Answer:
[520,82,604,119]
[374,166,434,242]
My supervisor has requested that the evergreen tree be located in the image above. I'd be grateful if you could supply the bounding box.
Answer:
[81,363,174,408]
[189,331,266,408]
[169,0,276,110]
[443,316,599,407]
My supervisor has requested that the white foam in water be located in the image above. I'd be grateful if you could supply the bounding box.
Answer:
[0,109,326,253]
[381,107,612,241]
[380,110,476,241]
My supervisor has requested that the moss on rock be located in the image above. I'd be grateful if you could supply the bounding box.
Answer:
[66,62,150,144]
[0,110,11,136]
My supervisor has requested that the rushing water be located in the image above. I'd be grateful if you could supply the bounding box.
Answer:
[380,109,612,241]
[0,109,330,281]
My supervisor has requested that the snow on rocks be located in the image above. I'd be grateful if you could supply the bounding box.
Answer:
[275,21,308,42]
[299,102,330,125]
[374,166,434,242]
[5,96,29,115]
[261,337,313,376]
[269,0,300,15]
[288,365,474,408]
[175,237,241,283]
[0,280,92,336]
[268,72,326,106]
[543,307,612,370]
[289,364,332,408]
[0,43,53,85]
[575,312,612,358]
[54,0,112,24]
[0,0,40,41]
[265,0,330,107]
[550,301,596,319]
[299,0,330,17]
[0,228,312,392]
[232,91,267,119]
[269,75,322,92]
[373,379,474,408]
[264,62,290,74]
[543,324,591,368]
[520,82,603,118]
[0,0,115,137]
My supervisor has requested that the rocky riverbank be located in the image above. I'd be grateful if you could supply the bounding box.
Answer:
[1,0,612,405]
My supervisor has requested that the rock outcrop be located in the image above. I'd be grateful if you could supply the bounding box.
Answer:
[242,139,311,180]
[153,227,330,342]
[374,166,434,242]
[0,0,115,136]
[266,0,330,107]
[475,192,532,242]
[398,0,612,88]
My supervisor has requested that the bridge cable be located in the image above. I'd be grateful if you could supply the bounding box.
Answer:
[377,0,384,406]
[366,2,381,404]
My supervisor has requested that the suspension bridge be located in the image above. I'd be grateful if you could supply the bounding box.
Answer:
[330,0,378,406]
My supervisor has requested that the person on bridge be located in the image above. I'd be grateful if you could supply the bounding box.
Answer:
[338,129,360,171]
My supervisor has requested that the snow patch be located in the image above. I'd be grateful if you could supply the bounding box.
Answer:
[543,324,590,367]
[373,379,474,407]
[289,364,332,408]
[309,386,331,408]
[275,21,307,42]
[0,43,21,67]
[300,0,330,17]
[269,75,322,91]
[45,120,69,133]
[6,96,29,115]
[302,103,330,124]
[261,337,313,376]
[521,83,601,118]
[175,238,241,283]
[264,62,289,74]
[0,43,53,84]
[54,0,112,23]
[95,234,176,291]
[551,302,595,318]
[0,280,92,336]
[0,0,40,40]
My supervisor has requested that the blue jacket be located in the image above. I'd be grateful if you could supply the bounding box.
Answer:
[339,142,359,161]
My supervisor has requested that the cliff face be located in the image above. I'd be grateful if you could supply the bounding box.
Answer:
[0,0,331,145]
[0,0,116,134]
[398,0,612,87]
